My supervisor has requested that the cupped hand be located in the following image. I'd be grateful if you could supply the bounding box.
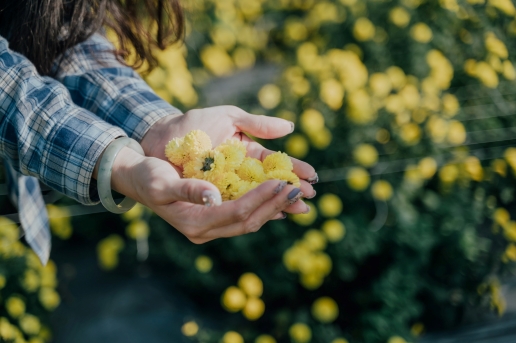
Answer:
[140,106,318,209]
[111,148,307,243]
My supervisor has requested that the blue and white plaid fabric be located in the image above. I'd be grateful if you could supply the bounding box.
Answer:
[0,33,180,265]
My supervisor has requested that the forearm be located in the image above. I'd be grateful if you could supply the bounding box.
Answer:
[53,33,182,144]
[0,35,127,205]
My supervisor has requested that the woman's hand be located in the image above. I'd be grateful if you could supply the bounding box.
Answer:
[140,106,318,209]
[108,147,307,243]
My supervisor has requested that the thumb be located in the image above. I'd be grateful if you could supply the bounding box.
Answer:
[234,111,294,139]
[170,178,222,207]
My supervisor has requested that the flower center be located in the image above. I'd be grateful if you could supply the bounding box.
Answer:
[201,157,215,171]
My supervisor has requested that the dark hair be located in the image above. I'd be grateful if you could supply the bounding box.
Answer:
[0,0,184,75]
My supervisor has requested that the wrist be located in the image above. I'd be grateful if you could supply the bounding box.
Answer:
[140,113,183,159]
[110,146,146,202]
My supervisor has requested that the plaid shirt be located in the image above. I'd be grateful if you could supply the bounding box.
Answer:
[0,33,181,264]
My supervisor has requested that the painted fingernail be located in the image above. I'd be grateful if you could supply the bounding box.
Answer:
[287,188,303,205]
[202,190,222,207]
[303,205,311,214]
[289,121,295,133]
[306,190,317,199]
[307,173,319,185]
[274,181,288,194]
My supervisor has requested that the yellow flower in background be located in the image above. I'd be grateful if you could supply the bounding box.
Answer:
[493,208,510,226]
[300,272,325,290]
[369,73,392,98]
[411,322,425,336]
[464,156,483,181]
[426,115,448,143]
[386,66,407,90]
[97,235,125,270]
[39,287,60,311]
[488,0,516,15]
[322,220,346,242]
[285,20,308,42]
[311,297,339,323]
[439,164,459,183]
[320,79,344,110]
[210,26,236,50]
[332,339,349,343]
[46,204,72,240]
[126,220,149,240]
[243,297,265,320]
[347,89,375,124]
[222,331,244,343]
[291,202,318,226]
[388,336,407,343]
[121,203,144,222]
[222,286,247,312]
[399,84,420,109]
[410,23,433,43]
[238,273,263,298]
[233,47,256,69]
[353,144,378,167]
[353,18,376,41]
[306,127,333,149]
[181,321,199,337]
[442,93,460,117]
[502,60,516,80]
[464,59,477,76]
[372,180,393,200]
[0,217,19,243]
[474,61,499,88]
[300,109,325,134]
[400,123,421,145]
[492,159,507,177]
[0,317,15,341]
[487,54,503,73]
[503,244,516,262]
[6,296,25,319]
[347,167,370,191]
[447,120,467,145]
[200,45,234,76]
[289,323,312,343]
[485,32,509,58]
[22,270,40,292]
[255,334,277,343]
[195,255,213,273]
[19,314,40,335]
[389,7,411,27]
[440,0,460,11]
[285,134,309,158]
[303,229,327,251]
[418,157,438,179]
[318,194,343,217]
[0,274,6,289]
[258,84,282,109]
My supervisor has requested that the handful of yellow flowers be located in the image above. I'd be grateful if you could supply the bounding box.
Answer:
[165,130,300,201]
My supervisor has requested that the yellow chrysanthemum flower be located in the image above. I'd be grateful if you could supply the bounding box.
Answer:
[207,172,242,201]
[217,139,247,172]
[236,158,267,183]
[232,180,260,200]
[263,152,294,173]
[165,137,187,166]
[267,170,301,187]
[183,150,226,179]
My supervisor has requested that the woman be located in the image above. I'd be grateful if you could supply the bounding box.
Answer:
[0,0,317,264]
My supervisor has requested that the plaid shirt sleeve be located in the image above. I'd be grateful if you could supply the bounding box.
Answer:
[53,33,182,142]
[0,35,128,206]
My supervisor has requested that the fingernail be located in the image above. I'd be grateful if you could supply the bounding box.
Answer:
[289,121,295,133]
[307,173,319,185]
[306,190,317,199]
[303,205,310,214]
[287,188,303,205]
[202,190,222,207]
[274,181,288,194]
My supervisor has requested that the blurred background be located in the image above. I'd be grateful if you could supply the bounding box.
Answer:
[3,0,516,342]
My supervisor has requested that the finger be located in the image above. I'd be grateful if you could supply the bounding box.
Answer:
[245,141,317,181]
[231,109,294,139]
[299,180,316,200]
[165,178,223,206]
[198,180,292,229]
[272,212,287,220]
[203,186,304,239]
[283,199,309,214]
